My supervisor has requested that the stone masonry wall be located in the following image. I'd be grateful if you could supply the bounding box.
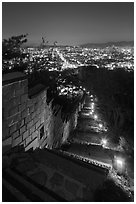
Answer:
[2,73,80,154]
[2,74,49,153]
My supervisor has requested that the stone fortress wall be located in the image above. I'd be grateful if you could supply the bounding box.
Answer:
[2,72,111,202]
[2,72,82,154]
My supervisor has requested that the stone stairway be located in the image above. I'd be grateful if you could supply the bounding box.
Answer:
[2,167,67,202]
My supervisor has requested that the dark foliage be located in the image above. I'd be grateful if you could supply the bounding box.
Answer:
[94,179,132,202]
[82,66,134,143]
[2,34,28,74]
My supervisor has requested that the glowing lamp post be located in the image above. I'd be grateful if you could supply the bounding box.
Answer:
[113,156,126,175]
[99,123,103,129]
[101,138,107,147]
[91,102,94,109]
[94,114,98,120]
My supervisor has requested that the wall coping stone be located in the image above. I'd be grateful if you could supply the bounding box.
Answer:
[35,148,109,176]
[28,84,48,98]
[2,72,27,86]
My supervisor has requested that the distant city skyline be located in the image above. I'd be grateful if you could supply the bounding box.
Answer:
[2,2,134,46]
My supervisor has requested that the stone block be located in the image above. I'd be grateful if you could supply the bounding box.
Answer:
[33,117,38,125]
[10,96,21,107]
[40,105,46,113]
[43,97,47,104]
[20,79,28,88]
[19,140,25,148]
[16,87,25,96]
[34,102,38,111]
[39,137,48,149]
[7,113,21,127]
[21,109,28,119]
[31,130,38,140]
[12,135,22,147]
[20,125,26,135]
[19,103,26,112]
[31,112,36,120]
[12,81,21,90]
[27,120,33,129]
[27,99,33,107]
[8,106,19,117]
[17,119,25,129]
[24,85,28,93]
[12,130,20,139]
[36,120,41,130]
[41,115,44,124]
[9,123,17,135]
[3,87,16,101]
[2,84,11,97]
[40,90,46,99]
[25,136,32,146]
[49,172,64,188]
[21,94,28,104]
[2,136,12,154]
[29,105,34,113]
[30,125,35,135]
[36,108,41,116]
[23,130,29,140]
[25,138,38,151]
[25,115,31,124]
[65,179,80,196]
[37,100,42,107]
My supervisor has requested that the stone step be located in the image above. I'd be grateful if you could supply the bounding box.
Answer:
[2,178,30,202]
[3,168,63,202]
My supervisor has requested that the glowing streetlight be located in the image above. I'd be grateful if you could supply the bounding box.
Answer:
[101,138,107,147]
[93,114,98,120]
[91,102,94,109]
[98,123,103,128]
[113,156,126,175]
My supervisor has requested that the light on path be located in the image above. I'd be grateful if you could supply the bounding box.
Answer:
[113,156,126,174]
[99,123,103,128]
[101,138,107,147]
[94,114,98,120]
[91,102,94,109]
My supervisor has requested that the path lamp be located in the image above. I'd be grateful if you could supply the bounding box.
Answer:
[91,102,94,109]
[113,156,126,175]
[101,138,107,147]
[98,123,103,129]
[93,114,98,120]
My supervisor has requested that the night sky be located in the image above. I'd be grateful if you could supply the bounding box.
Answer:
[2,2,134,46]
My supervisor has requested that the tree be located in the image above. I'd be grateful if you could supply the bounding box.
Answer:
[2,34,28,73]
[83,66,134,144]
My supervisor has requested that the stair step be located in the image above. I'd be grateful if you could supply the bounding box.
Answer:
[13,167,67,201]
[3,168,57,202]
[2,178,30,202]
